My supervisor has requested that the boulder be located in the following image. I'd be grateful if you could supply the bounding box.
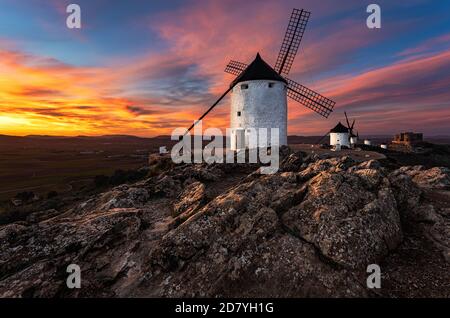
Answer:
[393,166,450,190]
[297,156,355,182]
[283,170,402,269]
[0,208,144,297]
[146,172,367,297]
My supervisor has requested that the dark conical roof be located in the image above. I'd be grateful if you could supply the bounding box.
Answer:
[330,122,349,133]
[231,53,287,87]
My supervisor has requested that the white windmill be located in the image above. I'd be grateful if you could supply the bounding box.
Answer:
[329,122,350,149]
[229,53,288,149]
[184,8,336,150]
[328,112,360,149]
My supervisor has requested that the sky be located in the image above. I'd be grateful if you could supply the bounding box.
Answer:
[0,0,449,137]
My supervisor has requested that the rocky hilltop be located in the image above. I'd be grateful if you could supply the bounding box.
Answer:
[0,149,449,297]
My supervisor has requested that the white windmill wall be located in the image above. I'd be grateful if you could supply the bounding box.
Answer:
[330,132,350,147]
[230,79,287,150]
[231,128,245,150]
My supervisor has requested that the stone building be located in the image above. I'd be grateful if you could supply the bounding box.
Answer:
[393,132,423,145]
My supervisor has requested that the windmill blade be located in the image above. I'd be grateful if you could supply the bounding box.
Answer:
[286,78,335,118]
[224,60,247,76]
[274,8,310,76]
[184,86,233,135]
[351,119,355,130]
[344,112,351,129]
[344,112,355,134]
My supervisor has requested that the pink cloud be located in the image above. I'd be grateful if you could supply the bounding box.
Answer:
[287,47,450,135]
[397,33,450,58]
[2,1,450,137]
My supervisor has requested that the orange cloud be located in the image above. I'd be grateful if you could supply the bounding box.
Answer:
[0,45,208,136]
[0,2,449,138]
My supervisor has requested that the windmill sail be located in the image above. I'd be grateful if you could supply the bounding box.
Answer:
[224,60,248,77]
[344,111,356,135]
[286,78,335,118]
[274,8,310,76]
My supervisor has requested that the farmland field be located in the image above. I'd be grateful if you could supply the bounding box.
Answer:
[0,135,174,200]
[1,134,448,201]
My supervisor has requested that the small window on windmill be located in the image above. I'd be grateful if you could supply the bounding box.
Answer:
[237,111,241,117]
[241,84,249,90]
[268,82,275,88]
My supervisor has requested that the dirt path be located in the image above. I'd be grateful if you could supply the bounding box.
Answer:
[290,144,386,161]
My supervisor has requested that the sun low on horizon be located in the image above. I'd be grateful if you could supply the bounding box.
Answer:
[0,0,450,137]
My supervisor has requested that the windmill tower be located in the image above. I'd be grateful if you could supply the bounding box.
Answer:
[185,8,336,150]
[229,53,288,150]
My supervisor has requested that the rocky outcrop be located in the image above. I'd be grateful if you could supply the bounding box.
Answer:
[146,169,368,297]
[0,153,448,297]
[283,167,402,269]
[0,207,146,297]
[393,166,450,190]
[389,165,450,265]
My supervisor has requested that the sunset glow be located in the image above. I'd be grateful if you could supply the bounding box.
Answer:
[0,0,449,136]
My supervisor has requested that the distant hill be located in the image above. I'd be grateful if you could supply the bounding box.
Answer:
[0,134,176,153]
[1,134,449,146]
[25,135,69,139]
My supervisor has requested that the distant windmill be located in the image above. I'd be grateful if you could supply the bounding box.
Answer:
[329,122,350,148]
[185,8,336,150]
[319,112,358,149]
